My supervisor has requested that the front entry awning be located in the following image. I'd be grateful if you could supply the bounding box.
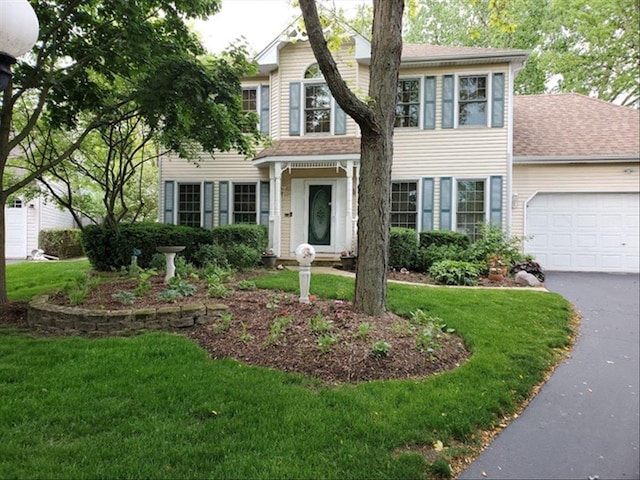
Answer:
[253,137,361,167]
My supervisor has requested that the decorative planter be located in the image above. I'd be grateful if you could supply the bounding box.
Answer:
[261,254,278,268]
[488,266,507,282]
[340,255,357,271]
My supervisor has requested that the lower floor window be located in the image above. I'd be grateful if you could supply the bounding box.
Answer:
[456,179,485,240]
[178,183,201,227]
[391,181,417,229]
[233,183,257,224]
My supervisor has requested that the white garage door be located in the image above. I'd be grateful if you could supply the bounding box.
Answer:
[525,192,639,273]
[5,199,28,259]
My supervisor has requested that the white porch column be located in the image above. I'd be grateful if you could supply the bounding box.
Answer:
[345,160,354,252]
[272,162,282,257]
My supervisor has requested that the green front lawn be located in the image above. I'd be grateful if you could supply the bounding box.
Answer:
[1,261,573,479]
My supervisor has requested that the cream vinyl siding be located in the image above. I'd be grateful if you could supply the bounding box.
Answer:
[277,41,360,138]
[512,162,640,239]
[159,151,269,226]
[392,66,511,231]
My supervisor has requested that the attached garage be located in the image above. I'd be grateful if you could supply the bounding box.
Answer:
[525,192,639,272]
[511,94,639,273]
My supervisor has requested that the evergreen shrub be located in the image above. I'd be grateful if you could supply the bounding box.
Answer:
[82,223,212,271]
[419,230,471,249]
[389,227,419,270]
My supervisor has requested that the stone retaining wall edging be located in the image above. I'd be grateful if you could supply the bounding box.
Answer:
[28,295,229,337]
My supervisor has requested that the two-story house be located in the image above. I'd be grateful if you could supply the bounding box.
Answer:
[159,29,528,260]
[158,27,639,272]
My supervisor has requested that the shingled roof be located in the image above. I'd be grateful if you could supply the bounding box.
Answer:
[513,94,640,161]
[254,137,360,160]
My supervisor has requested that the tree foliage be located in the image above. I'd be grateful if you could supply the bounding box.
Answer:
[404,0,639,105]
[0,0,262,303]
[543,0,639,106]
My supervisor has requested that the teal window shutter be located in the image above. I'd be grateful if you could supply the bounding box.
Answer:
[260,85,270,134]
[219,181,229,226]
[289,82,301,136]
[442,75,454,129]
[260,181,270,227]
[203,181,214,229]
[421,177,434,230]
[491,73,505,128]
[439,177,452,230]
[334,100,346,135]
[423,76,436,130]
[163,181,174,224]
[489,175,503,226]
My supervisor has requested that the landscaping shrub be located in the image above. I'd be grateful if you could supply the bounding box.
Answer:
[225,244,261,270]
[389,227,419,270]
[419,230,471,249]
[467,225,525,268]
[416,243,470,272]
[212,224,268,252]
[193,243,230,268]
[38,228,84,259]
[429,260,481,286]
[82,223,212,271]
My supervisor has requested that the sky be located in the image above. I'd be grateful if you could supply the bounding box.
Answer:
[194,0,371,54]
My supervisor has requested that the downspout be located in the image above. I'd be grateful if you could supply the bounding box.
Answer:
[506,60,525,235]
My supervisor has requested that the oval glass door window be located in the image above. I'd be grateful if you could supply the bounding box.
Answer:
[308,185,331,245]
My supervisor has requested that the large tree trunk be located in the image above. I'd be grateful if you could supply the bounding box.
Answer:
[354,129,393,314]
[300,0,404,316]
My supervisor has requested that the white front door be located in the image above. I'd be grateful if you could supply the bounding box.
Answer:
[5,199,28,259]
[525,192,639,273]
[290,179,347,254]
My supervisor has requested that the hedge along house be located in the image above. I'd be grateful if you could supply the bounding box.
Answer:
[159,25,528,262]
[513,94,639,273]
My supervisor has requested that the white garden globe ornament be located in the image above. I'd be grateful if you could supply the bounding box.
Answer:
[295,243,316,303]
[0,0,40,91]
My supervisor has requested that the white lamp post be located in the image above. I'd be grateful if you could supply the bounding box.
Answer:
[295,243,316,303]
[0,0,40,91]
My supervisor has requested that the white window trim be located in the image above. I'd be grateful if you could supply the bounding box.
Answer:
[452,177,490,233]
[176,181,204,227]
[230,181,261,225]
[394,77,423,130]
[390,179,420,230]
[300,78,337,136]
[454,72,493,129]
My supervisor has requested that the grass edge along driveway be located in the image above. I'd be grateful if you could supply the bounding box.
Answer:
[1,262,574,479]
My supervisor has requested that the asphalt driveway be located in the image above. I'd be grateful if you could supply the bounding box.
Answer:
[461,272,640,480]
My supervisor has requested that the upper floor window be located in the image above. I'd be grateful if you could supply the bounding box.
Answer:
[458,75,487,126]
[242,88,257,113]
[178,183,201,227]
[305,84,331,134]
[233,183,257,224]
[391,181,418,229]
[303,64,331,134]
[395,79,420,128]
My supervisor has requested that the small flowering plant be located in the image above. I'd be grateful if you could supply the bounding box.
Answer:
[263,248,275,256]
[340,250,354,257]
